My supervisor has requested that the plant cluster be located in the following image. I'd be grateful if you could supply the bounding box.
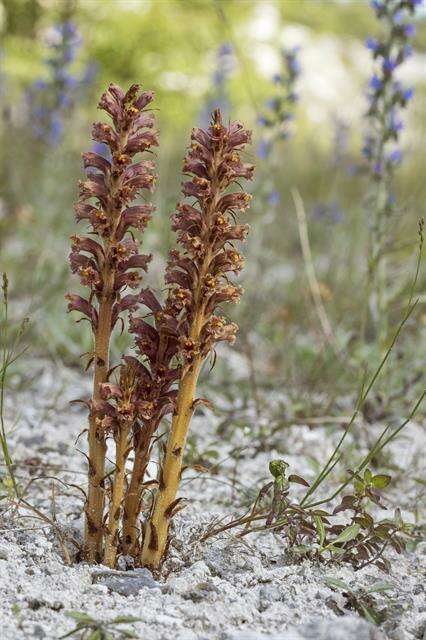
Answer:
[60,612,140,640]
[325,577,395,625]
[68,83,254,568]
[202,459,413,572]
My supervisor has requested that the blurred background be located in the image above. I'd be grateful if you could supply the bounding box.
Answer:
[0,0,425,426]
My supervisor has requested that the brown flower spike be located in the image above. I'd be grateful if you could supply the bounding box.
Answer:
[140,109,254,568]
[67,83,158,562]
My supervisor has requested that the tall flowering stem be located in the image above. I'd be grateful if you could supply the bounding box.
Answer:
[141,110,254,568]
[119,304,180,558]
[67,83,158,562]
[362,0,418,345]
[27,21,85,146]
[200,43,234,125]
[257,46,300,159]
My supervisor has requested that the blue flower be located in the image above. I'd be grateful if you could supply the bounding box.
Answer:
[393,10,404,25]
[382,58,397,73]
[403,87,414,102]
[369,75,383,90]
[92,141,111,160]
[374,161,383,176]
[404,23,416,38]
[366,37,379,51]
[257,140,271,159]
[268,190,280,206]
[388,149,402,164]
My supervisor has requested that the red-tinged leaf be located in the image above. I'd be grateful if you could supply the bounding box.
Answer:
[288,474,310,487]
[65,294,98,328]
[111,294,141,326]
[333,495,356,515]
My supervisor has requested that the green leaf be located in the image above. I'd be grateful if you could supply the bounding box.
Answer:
[325,577,350,591]
[372,474,391,489]
[365,581,393,594]
[111,616,141,624]
[65,611,94,623]
[314,514,326,547]
[354,479,364,494]
[326,524,360,548]
[364,469,373,483]
[359,604,380,625]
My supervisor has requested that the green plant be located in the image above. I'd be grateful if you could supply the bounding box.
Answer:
[0,273,29,500]
[60,612,140,640]
[325,577,394,625]
[202,458,413,572]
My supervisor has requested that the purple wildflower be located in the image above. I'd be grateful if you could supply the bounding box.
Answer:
[27,20,96,146]
[257,46,301,156]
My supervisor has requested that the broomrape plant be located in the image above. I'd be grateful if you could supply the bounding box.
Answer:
[67,83,158,563]
[140,109,254,568]
[68,83,254,568]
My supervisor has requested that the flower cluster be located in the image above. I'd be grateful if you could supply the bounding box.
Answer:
[258,47,300,159]
[362,0,418,181]
[95,340,178,444]
[136,110,254,371]
[27,21,96,146]
[200,43,235,126]
[67,83,158,332]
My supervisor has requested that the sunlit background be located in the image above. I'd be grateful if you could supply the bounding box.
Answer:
[1,0,425,420]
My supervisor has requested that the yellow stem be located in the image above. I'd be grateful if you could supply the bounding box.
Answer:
[84,297,112,562]
[141,357,202,568]
[122,431,152,556]
[103,424,130,567]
